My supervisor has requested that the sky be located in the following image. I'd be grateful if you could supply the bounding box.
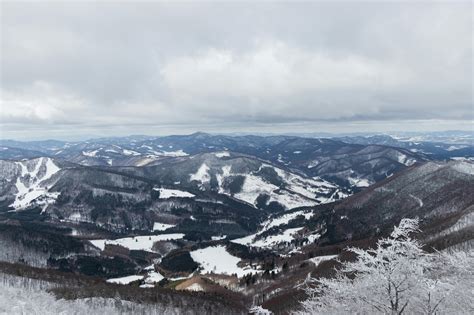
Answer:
[1,1,472,140]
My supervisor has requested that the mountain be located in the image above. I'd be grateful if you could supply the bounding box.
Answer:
[243,160,474,256]
[326,160,474,248]
[336,134,474,160]
[1,133,430,190]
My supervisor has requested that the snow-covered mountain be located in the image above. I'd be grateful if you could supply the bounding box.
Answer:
[0,157,62,210]
[0,133,436,190]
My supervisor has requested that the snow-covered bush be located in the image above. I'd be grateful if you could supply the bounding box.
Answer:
[297,218,474,314]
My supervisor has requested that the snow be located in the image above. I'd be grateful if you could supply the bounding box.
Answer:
[82,149,100,157]
[447,145,467,151]
[233,227,303,248]
[451,157,474,162]
[348,177,372,188]
[153,187,195,199]
[68,212,82,221]
[153,222,176,231]
[185,283,205,292]
[216,164,340,210]
[10,158,61,210]
[189,163,211,184]
[308,255,338,266]
[0,275,171,313]
[190,245,255,277]
[211,235,227,241]
[90,233,185,252]
[452,161,474,175]
[234,173,318,210]
[249,305,273,314]
[122,149,141,156]
[261,210,313,231]
[215,151,230,158]
[160,150,188,157]
[409,194,424,207]
[397,153,417,166]
[231,209,319,249]
[106,275,143,284]
[144,271,164,284]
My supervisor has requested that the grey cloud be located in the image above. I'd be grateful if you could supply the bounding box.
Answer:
[0,1,472,139]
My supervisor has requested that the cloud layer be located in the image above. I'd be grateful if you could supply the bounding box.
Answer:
[1,2,472,139]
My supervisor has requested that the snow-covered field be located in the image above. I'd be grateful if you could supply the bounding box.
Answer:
[153,222,176,231]
[106,275,143,284]
[190,245,256,277]
[215,151,230,158]
[153,187,195,199]
[90,233,184,252]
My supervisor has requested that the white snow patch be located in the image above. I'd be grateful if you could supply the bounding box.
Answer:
[397,153,417,166]
[160,150,188,157]
[452,162,474,175]
[409,194,424,207]
[232,227,304,248]
[190,245,255,277]
[144,271,164,284]
[153,187,195,199]
[190,163,211,184]
[348,177,372,188]
[153,222,176,231]
[308,255,338,266]
[82,150,100,157]
[122,149,141,156]
[215,151,230,158]
[261,211,313,231]
[211,235,227,241]
[106,275,143,284]
[249,305,273,314]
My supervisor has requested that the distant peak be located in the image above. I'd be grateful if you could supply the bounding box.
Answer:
[190,132,211,137]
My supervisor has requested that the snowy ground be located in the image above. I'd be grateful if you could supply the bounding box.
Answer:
[106,275,143,284]
[153,187,195,199]
[153,222,177,231]
[190,245,256,278]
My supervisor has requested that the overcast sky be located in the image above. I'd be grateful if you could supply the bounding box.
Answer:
[1,1,472,140]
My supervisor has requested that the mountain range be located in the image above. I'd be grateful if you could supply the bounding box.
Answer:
[0,132,472,314]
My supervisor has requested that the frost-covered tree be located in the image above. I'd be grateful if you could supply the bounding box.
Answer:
[297,218,474,314]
